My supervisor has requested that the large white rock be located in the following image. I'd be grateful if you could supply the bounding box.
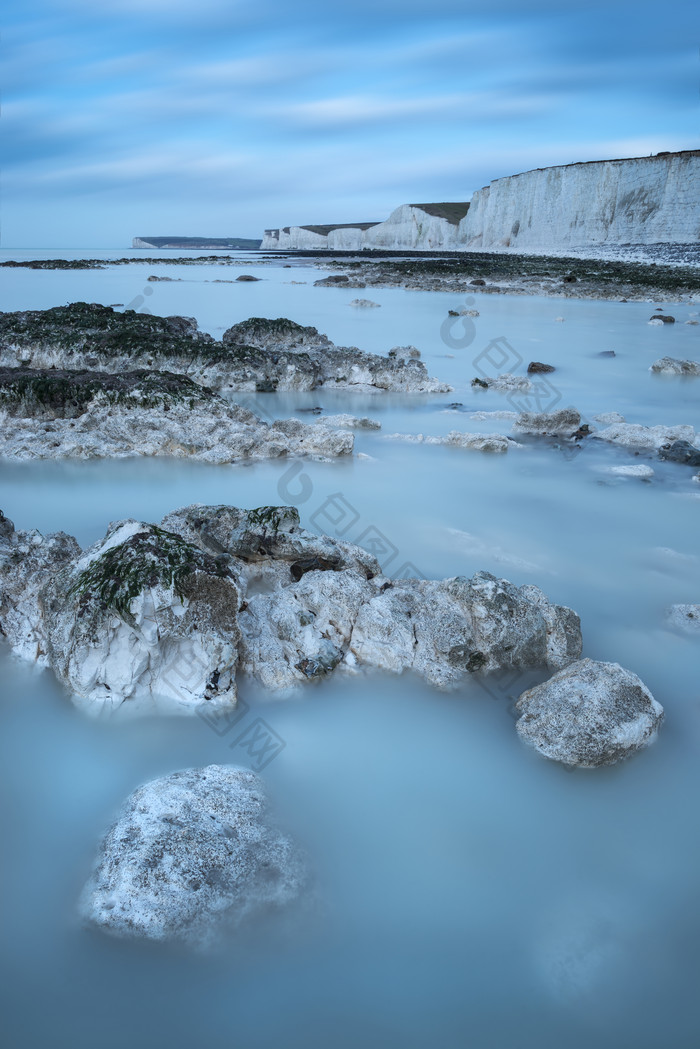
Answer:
[515,658,664,767]
[80,765,309,947]
[595,422,697,451]
[43,521,241,716]
[665,604,700,635]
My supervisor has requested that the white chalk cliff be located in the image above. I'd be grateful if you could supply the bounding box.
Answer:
[262,150,700,252]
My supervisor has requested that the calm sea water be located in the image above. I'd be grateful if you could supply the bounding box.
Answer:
[1,250,699,1048]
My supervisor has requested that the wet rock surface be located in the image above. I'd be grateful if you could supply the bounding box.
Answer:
[80,765,309,947]
[515,658,664,767]
[651,356,700,376]
[0,304,450,394]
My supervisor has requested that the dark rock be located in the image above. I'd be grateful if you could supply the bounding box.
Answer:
[290,555,343,581]
[598,350,616,358]
[471,378,489,389]
[0,510,15,540]
[658,440,700,466]
[563,274,577,283]
[527,362,556,374]
[469,279,486,286]
[650,314,675,323]
[235,275,261,282]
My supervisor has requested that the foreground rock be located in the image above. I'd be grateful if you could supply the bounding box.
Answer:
[650,356,700,376]
[0,518,241,715]
[595,421,698,451]
[0,304,449,393]
[658,440,700,466]
[80,765,308,947]
[1,503,583,708]
[515,659,664,767]
[0,368,353,463]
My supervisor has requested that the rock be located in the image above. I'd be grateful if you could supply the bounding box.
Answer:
[0,305,450,395]
[605,464,654,479]
[0,370,355,463]
[459,308,479,317]
[649,314,675,323]
[349,299,381,308]
[475,373,533,393]
[313,274,349,285]
[388,345,421,359]
[79,765,308,948]
[315,414,381,430]
[596,422,697,451]
[594,412,626,424]
[658,440,700,466]
[513,409,582,436]
[469,279,486,286]
[650,357,700,376]
[527,362,556,374]
[515,659,664,767]
[0,526,81,663]
[666,604,700,635]
[554,317,565,323]
[385,431,515,454]
[235,274,261,281]
[686,320,699,326]
[597,350,616,358]
[648,318,664,326]
[43,521,241,715]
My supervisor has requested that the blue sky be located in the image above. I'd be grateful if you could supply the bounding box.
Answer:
[2,0,699,248]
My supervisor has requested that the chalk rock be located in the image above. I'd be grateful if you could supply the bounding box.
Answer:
[605,464,655,479]
[650,357,700,376]
[385,431,515,453]
[515,658,664,767]
[513,409,582,436]
[594,412,626,424]
[596,422,697,451]
[314,413,381,430]
[666,604,700,635]
[80,765,308,947]
[43,521,241,715]
[0,520,80,663]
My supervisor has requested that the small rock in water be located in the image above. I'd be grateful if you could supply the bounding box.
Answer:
[515,658,664,767]
[513,409,582,437]
[605,464,654,479]
[349,298,380,308]
[594,412,625,424]
[554,317,565,323]
[649,314,675,324]
[527,362,555,374]
[79,765,309,948]
[469,279,486,286]
[597,350,616,358]
[235,274,260,281]
[658,440,700,466]
[650,357,700,376]
[666,604,700,635]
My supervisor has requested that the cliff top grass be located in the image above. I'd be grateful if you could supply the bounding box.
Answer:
[67,525,231,621]
[410,203,471,225]
[0,367,215,417]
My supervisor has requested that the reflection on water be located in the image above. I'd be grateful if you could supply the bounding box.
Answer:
[0,257,699,1048]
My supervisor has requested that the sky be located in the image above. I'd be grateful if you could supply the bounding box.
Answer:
[2,0,699,248]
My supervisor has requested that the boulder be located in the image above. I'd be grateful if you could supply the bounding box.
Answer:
[43,521,241,715]
[513,409,582,436]
[80,765,308,947]
[658,441,700,466]
[527,362,556,374]
[515,658,664,767]
[596,422,697,451]
[650,357,700,376]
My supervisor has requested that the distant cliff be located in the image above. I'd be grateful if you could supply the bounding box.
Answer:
[261,150,700,253]
[133,236,261,249]
[461,150,700,250]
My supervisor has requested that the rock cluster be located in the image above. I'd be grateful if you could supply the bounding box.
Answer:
[0,503,582,712]
[0,304,449,395]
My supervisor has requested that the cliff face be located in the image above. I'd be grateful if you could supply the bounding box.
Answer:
[461,151,700,249]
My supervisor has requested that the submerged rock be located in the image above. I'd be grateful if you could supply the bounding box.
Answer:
[473,373,532,393]
[515,658,664,767]
[80,765,308,947]
[513,409,582,436]
[665,604,700,635]
[385,431,516,453]
[596,422,697,451]
[650,356,700,376]
[43,521,241,715]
